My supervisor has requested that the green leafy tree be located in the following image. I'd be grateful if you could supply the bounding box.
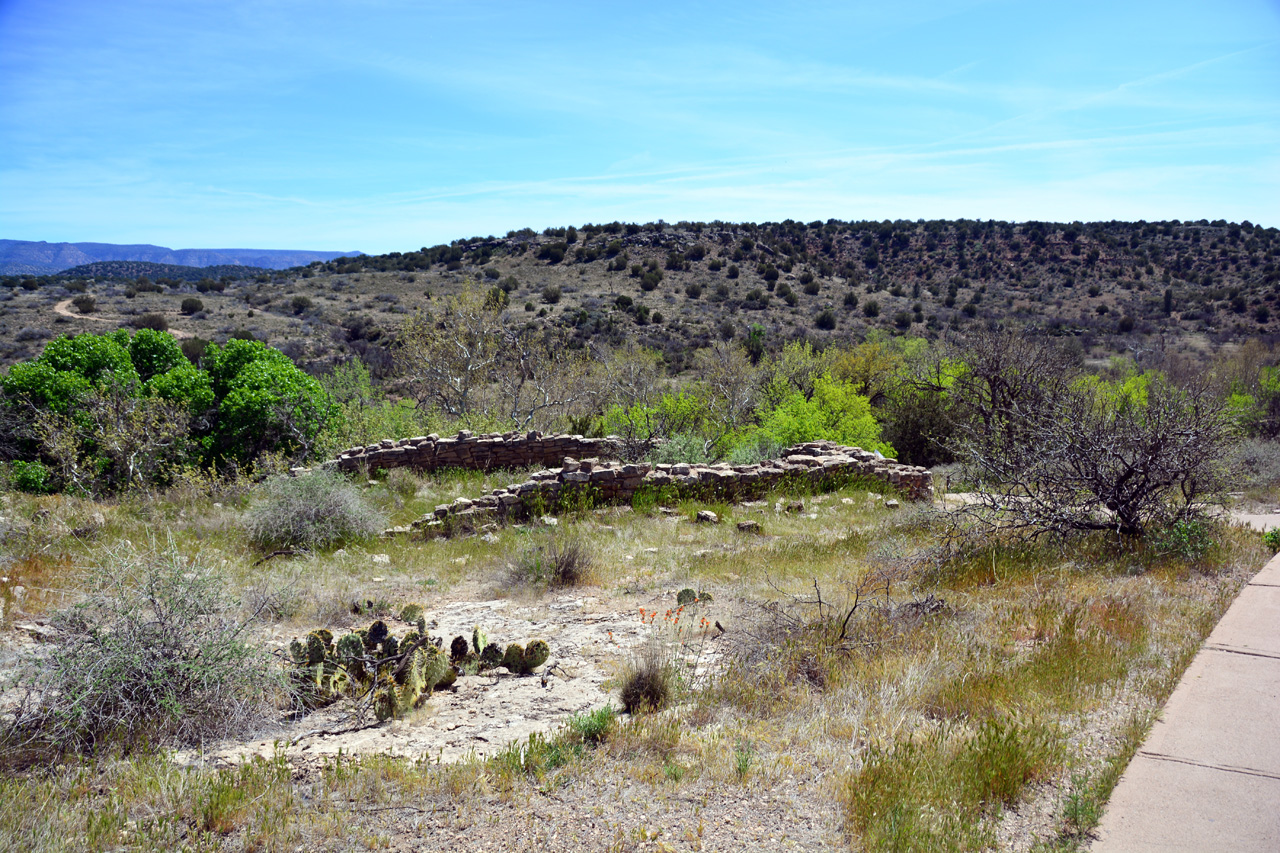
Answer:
[203,339,336,464]
[129,328,186,382]
[36,330,138,389]
[1,330,336,488]
[749,375,894,456]
[144,362,215,418]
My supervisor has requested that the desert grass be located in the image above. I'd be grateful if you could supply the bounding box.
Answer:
[0,467,1267,851]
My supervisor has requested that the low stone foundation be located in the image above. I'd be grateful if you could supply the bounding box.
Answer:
[327,430,623,474]
[400,440,932,535]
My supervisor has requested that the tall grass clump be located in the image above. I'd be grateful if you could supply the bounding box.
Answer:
[510,535,595,589]
[844,720,1059,851]
[2,540,287,763]
[619,642,676,714]
[246,469,385,550]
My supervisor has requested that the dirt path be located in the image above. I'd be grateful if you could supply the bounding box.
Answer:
[52,298,193,339]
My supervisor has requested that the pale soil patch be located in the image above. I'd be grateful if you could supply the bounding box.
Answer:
[176,592,673,768]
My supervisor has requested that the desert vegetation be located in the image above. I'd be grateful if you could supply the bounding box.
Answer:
[1,217,1277,379]
[0,221,1278,850]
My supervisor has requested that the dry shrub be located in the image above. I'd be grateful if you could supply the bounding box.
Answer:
[382,466,423,500]
[713,618,847,716]
[1231,437,1280,491]
[619,642,675,714]
[245,469,385,550]
[1,552,77,624]
[712,572,910,714]
[3,540,288,764]
[510,536,595,589]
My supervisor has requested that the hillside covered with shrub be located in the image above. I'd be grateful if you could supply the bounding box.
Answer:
[0,218,1275,380]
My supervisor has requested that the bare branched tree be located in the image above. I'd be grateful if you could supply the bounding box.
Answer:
[588,339,665,411]
[948,327,1235,538]
[396,287,504,418]
[692,340,760,455]
[496,326,592,430]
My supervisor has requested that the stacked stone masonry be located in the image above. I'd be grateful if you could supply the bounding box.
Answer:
[337,438,933,534]
[326,430,625,474]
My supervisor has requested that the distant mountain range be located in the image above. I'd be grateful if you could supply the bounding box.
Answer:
[0,239,362,276]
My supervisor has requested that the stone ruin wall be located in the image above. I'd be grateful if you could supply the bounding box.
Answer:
[315,436,933,534]
[326,430,624,475]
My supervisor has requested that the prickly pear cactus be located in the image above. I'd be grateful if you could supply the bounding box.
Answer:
[421,645,450,692]
[498,640,551,674]
[373,674,398,722]
[524,639,549,671]
[480,642,503,669]
[304,632,327,665]
[335,632,366,681]
[289,619,548,719]
[366,620,389,651]
[400,603,424,624]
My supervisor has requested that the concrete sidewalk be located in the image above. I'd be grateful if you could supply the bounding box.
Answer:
[1090,551,1280,852]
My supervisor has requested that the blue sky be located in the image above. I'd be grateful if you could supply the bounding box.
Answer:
[1,0,1277,254]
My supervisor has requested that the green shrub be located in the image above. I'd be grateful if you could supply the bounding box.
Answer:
[128,328,186,381]
[204,338,337,464]
[648,432,714,465]
[1150,519,1216,562]
[8,460,52,493]
[316,360,435,458]
[144,362,215,416]
[382,466,423,500]
[748,374,894,456]
[725,433,784,465]
[844,720,1058,850]
[246,469,385,550]
[180,297,204,315]
[567,704,617,744]
[1265,528,1280,553]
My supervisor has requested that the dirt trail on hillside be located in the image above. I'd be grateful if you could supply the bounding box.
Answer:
[52,298,193,339]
